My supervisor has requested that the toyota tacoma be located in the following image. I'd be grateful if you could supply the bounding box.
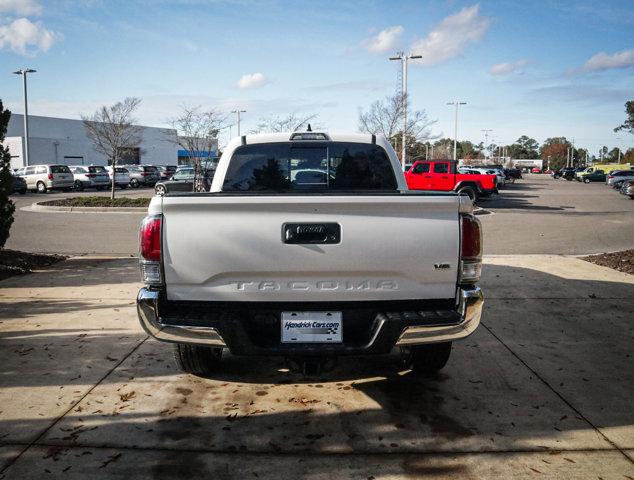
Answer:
[137,132,484,375]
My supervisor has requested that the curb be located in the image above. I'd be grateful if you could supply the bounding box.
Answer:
[27,202,147,213]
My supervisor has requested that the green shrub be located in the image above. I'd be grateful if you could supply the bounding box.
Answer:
[0,101,16,249]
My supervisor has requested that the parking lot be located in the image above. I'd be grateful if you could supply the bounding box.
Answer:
[6,174,634,256]
[1,174,634,479]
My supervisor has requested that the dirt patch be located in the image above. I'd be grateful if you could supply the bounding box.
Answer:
[40,196,150,208]
[583,249,634,275]
[0,249,67,281]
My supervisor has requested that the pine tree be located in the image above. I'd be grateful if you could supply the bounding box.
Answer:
[0,100,16,248]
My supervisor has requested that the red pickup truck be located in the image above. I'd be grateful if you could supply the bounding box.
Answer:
[404,160,498,200]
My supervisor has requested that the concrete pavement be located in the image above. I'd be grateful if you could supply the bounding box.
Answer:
[6,175,634,256]
[0,255,632,478]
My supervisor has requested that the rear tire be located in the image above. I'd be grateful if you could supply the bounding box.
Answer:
[458,187,477,202]
[74,180,84,191]
[401,342,452,375]
[584,178,590,183]
[130,178,140,188]
[36,181,47,193]
[173,344,223,376]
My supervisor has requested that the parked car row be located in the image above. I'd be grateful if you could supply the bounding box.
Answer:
[606,169,634,200]
[11,163,179,193]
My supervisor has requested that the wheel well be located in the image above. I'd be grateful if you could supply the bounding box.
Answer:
[455,181,481,192]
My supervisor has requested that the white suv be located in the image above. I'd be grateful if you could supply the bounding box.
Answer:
[15,164,74,193]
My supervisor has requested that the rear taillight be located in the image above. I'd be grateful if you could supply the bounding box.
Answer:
[460,214,482,284]
[139,215,162,285]
[48,173,54,180]
[85,173,96,178]
[141,172,149,176]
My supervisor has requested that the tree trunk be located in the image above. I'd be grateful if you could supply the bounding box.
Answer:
[111,157,116,200]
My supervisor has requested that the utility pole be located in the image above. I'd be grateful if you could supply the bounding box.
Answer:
[571,139,575,167]
[616,137,622,163]
[425,143,429,160]
[231,110,246,136]
[447,101,466,161]
[481,129,492,159]
[390,52,422,170]
[12,68,36,167]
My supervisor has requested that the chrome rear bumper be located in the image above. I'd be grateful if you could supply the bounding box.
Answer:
[137,286,483,349]
[137,289,227,346]
[395,287,483,345]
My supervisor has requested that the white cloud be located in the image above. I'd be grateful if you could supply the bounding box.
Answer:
[0,17,58,55]
[410,4,490,66]
[237,72,268,89]
[489,59,527,75]
[581,49,634,72]
[0,0,42,16]
[364,25,404,53]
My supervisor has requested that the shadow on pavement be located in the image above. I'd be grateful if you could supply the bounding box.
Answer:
[1,263,633,478]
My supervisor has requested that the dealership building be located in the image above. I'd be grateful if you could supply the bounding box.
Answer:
[5,114,218,169]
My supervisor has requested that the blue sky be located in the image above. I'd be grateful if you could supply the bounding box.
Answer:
[1,0,632,153]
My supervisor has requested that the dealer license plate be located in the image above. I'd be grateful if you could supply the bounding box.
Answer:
[281,311,342,343]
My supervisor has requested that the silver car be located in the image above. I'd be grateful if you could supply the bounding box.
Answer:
[606,170,634,187]
[15,164,74,193]
[122,165,160,188]
[105,166,131,189]
[69,165,110,191]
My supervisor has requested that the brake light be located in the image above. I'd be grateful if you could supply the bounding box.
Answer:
[140,215,161,261]
[48,173,54,180]
[139,215,162,286]
[460,214,482,284]
[141,172,149,176]
[85,173,96,178]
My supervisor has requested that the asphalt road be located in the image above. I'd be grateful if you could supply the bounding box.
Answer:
[6,174,634,255]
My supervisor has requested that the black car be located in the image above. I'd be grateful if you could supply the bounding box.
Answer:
[154,167,195,195]
[11,172,27,194]
[554,167,576,180]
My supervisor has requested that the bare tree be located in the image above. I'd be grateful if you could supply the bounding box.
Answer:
[358,93,436,152]
[82,97,143,199]
[168,106,228,192]
[250,113,319,134]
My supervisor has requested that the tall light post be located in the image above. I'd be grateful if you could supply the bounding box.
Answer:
[12,68,36,167]
[447,101,466,161]
[481,129,492,159]
[616,137,622,163]
[390,52,422,170]
[231,110,246,136]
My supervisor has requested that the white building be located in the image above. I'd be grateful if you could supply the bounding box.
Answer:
[5,114,180,169]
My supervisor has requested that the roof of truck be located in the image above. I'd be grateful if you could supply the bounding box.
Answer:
[226,132,381,147]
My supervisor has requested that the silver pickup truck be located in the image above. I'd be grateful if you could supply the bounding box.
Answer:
[137,132,484,375]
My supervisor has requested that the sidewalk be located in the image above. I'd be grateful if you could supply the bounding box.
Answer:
[0,255,632,479]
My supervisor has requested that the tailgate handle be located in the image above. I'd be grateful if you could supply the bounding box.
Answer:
[283,223,340,244]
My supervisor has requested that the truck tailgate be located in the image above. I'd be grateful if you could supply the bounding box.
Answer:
[159,195,460,302]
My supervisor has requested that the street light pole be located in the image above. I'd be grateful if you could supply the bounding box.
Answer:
[231,110,246,136]
[481,129,492,159]
[12,68,36,167]
[447,101,466,161]
[390,52,421,170]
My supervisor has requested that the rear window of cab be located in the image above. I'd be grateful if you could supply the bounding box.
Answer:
[222,142,397,192]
